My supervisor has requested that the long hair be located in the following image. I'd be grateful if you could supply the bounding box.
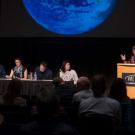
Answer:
[61,60,71,73]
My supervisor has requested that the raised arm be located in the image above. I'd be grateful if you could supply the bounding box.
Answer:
[120,54,126,63]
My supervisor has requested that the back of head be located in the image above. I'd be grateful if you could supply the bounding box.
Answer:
[6,79,22,97]
[92,75,106,97]
[77,76,90,91]
[53,77,64,87]
[4,79,22,104]
[37,85,60,118]
[110,78,127,102]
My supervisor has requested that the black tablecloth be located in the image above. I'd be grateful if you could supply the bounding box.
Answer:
[0,79,53,96]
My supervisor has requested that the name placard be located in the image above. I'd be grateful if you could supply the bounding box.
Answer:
[122,73,135,86]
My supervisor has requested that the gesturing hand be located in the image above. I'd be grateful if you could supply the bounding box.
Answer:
[120,54,126,61]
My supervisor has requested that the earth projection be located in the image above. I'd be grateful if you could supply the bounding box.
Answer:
[23,0,116,35]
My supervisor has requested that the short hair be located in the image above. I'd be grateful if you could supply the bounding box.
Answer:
[110,78,127,102]
[92,75,106,97]
[40,62,47,67]
[77,77,90,91]
[61,60,71,72]
[15,58,22,62]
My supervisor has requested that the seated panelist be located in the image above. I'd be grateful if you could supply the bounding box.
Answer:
[59,61,78,84]
[34,62,53,80]
[6,58,28,80]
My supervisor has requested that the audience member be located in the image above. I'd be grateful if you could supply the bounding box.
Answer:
[53,77,76,115]
[20,86,79,135]
[73,76,92,104]
[72,77,92,117]
[79,75,121,123]
[0,79,26,106]
[110,78,135,134]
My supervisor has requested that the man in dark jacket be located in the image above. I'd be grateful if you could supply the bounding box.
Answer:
[34,62,53,80]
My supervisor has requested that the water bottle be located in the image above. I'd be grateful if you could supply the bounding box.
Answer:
[30,72,33,80]
[34,72,37,80]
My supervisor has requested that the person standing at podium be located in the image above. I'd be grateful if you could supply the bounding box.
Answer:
[121,45,135,63]
[7,58,28,80]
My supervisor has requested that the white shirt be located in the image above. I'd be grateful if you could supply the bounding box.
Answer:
[60,69,78,84]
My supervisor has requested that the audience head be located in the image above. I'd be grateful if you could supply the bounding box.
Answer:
[53,77,65,87]
[7,79,22,97]
[37,86,60,118]
[92,75,106,97]
[110,78,128,102]
[61,60,71,72]
[39,62,47,72]
[15,58,22,68]
[4,79,22,104]
[132,45,135,56]
[77,77,90,91]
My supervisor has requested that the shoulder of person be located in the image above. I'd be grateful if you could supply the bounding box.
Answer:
[80,96,93,105]
[70,69,77,73]
[106,97,121,106]
[73,91,83,101]
[60,70,64,74]
[23,66,27,70]
[73,92,80,98]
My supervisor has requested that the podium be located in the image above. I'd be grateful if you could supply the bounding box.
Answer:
[117,63,135,99]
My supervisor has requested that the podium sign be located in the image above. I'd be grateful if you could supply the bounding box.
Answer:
[117,63,135,99]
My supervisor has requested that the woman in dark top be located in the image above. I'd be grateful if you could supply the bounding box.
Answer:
[7,58,28,80]
[110,78,135,134]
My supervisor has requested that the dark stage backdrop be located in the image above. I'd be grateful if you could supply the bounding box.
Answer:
[1,0,135,37]
[0,38,135,83]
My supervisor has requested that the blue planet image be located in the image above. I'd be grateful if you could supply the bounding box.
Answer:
[23,0,116,35]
